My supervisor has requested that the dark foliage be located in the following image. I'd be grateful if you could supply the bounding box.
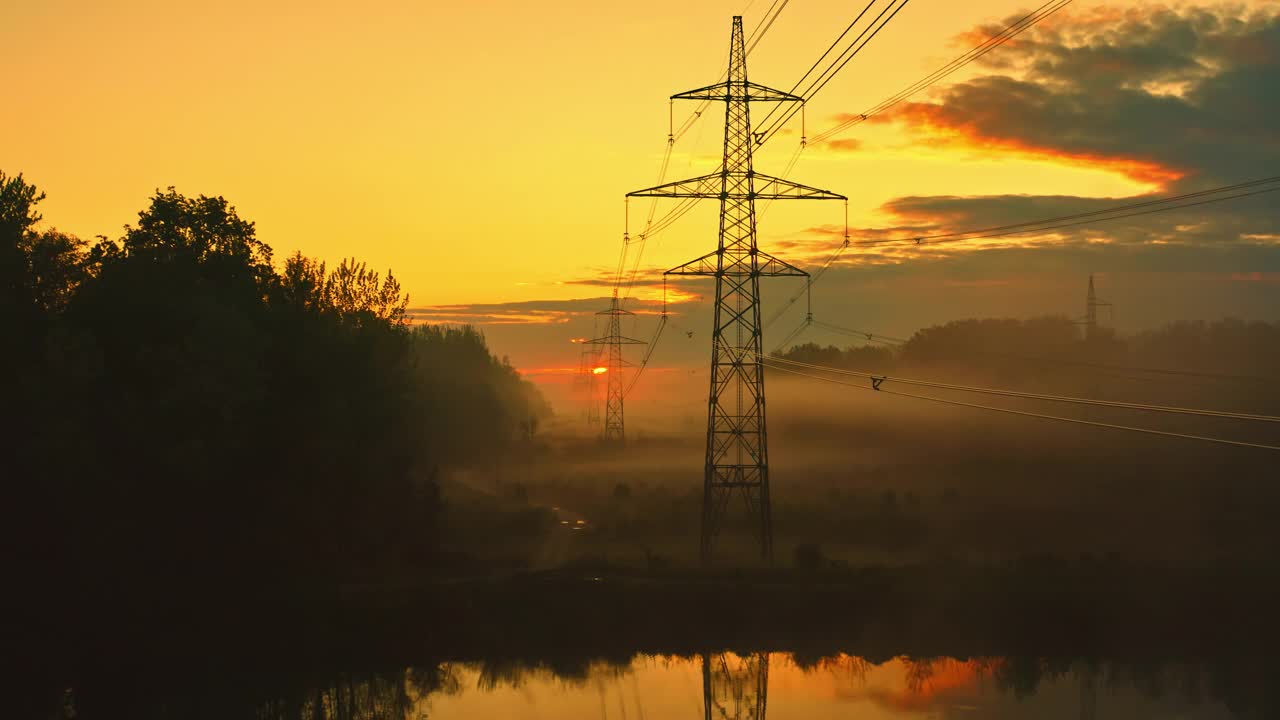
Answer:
[1,175,548,669]
[775,315,1280,412]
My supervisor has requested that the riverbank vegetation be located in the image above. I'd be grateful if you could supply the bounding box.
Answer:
[2,171,548,669]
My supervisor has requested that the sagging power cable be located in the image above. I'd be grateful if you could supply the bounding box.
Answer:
[807,0,1074,146]
[760,352,1280,424]
[755,0,914,146]
[763,360,1280,452]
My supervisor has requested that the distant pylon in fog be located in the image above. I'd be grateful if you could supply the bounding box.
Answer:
[1079,273,1114,339]
[586,292,645,441]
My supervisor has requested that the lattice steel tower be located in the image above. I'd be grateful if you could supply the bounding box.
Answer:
[587,293,645,441]
[702,652,769,720]
[629,16,845,562]
[1081,273,1113,339]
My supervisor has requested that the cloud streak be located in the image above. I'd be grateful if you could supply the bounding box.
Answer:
[801,5,1280,268]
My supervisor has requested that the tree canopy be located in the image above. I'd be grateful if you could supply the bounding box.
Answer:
[2,174,550,660]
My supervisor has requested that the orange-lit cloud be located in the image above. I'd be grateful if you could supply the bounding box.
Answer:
[768,655,991,713]
[877,101,1186,187]
[818,138,862,154]
[516,366,587,387]
[408,308,578,326]
[563,268,704,306]
[1230,272,1280,284]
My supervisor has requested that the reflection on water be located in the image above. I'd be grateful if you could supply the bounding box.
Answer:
[58,654,1262,719]
[704,652,768,720]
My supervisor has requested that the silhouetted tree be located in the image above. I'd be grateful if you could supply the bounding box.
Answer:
[3,177,551,670]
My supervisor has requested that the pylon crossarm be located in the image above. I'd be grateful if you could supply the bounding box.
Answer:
[629,171,846,200]
[665,250,720,276]
[585,337,646,346]
[585,337,646,345]
[628,172,722,199]
[672,80,803,103]
[751,173,846,200]
[756,251,809,277]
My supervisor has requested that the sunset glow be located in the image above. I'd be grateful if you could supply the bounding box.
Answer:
[3,0,1276,390]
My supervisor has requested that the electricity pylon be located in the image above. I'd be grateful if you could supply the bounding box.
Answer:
[702,652,768,720]
[1080,273,1114,339]
[586,292,646,441]
[628,16,845,563]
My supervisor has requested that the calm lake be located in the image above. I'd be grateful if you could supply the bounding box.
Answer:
[420,653,1242,719]
[72,652,1255,719]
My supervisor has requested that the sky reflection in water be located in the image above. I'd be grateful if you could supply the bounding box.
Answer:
[420,654,1238,719]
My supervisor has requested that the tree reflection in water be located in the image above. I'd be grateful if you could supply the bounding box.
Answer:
[46,654,1280,719]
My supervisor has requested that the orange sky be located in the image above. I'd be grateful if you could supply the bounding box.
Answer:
[5,1,1278,413]
[3,0,1169,304]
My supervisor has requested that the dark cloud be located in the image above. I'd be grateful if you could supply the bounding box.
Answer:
[834,4,1280,266]
[407,290,679,327]
[886,5,1280,186]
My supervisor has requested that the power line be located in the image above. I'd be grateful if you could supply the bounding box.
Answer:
[746,0,791,56]
[616,0,798,388]
[807,0,1073,146]
[624,312,668,396]
[761,352,1280,423]
[770,315,812,355]
[803,320,1280,385]
[811,319,907,345]
[757,1,1078,327]
[629,16,846,563]
[762,224,849,330]
[616,0,795,301]
[779,318,1280,386]
[756,0,914,146]
[785,0,909,103]
[619,138,677,301]
[759,0,913,142]
[856,175,1280,248]
[763,360,1280,452]
[760,0,1072,207]
[671,0,792,142]
[754,0,879,133]
[762,176,1279,325]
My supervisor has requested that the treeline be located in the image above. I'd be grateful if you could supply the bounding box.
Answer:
[776,316,1280,410]
[0,172,547,654]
